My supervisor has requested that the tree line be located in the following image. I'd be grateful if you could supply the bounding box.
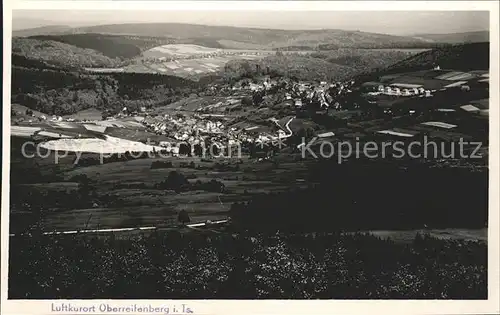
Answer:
[8,231,487,299]
[11,63,206,115]
[229,158,488,231]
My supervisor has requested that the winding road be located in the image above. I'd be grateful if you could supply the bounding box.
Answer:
[270,116,295,139]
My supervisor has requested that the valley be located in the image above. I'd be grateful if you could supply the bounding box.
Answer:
[7,18,491,300]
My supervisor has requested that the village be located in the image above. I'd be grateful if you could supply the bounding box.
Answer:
[12,62,489,164]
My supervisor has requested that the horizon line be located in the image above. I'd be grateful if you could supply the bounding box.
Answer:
[12,20,490,37]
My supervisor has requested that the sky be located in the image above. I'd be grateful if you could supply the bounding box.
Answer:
[12,10,489,35]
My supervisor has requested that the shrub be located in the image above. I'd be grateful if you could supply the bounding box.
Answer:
[157,171,190,193]
[177,210,191,225]
[8,232,487,299]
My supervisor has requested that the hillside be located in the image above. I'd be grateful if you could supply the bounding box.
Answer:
[12,25,74,37]
[413,31,489,44]
[222,49,416,82]
[12,38,122,68]
[10,38,489,116]
[11,63,203,115]
[28,34,176,59]
[351,42,490,84]
[386,42,489,72]
[224,56,353,82]
[14,23,438,50]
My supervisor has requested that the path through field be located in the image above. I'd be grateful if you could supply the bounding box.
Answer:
[10,224,486,244]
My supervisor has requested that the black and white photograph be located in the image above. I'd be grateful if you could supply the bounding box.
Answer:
[2,1,499,310]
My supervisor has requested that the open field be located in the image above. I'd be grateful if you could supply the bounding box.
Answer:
[9,151,313,233]
[83,43,284,77]
[64,108,104,121]
[11,126,42,138]
[88,55,268,78]
[39,136,165,153]
[142,44,283,58]
[87,43,426,79]
[11,103,48,118]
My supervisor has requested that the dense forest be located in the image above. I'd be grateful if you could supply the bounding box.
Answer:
[11,63,205,115]
[347,42,490,85]
[230,159,488,232]
[223,56,353,82]
[9,231,487,299]
[12,38,122,68]
[29,33,175,59]
[316,42,454,50]
[385,42,490,73]
[222,49,416,82]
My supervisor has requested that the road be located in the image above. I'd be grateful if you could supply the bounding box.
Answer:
[9,220,229,237]
[269,116,295,143]
[283,117,294,137]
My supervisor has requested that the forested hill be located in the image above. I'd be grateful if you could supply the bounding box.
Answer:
[413,31,489,44]
[12,38,122,68]
[14,23,439,50]
[11,39,489,116]
[387,42,489,71]
[11,61,204,116]
[28,34,175,59]
[12,25,73,37]
[352,42,490,83]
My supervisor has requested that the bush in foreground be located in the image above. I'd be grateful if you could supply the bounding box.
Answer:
[8,232,486,299]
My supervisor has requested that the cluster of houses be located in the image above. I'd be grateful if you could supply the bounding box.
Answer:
[142,112,245,145]
[15,112,66,124]
[362,82,432,97]
[234,76,358,111]
[289,80,356,110]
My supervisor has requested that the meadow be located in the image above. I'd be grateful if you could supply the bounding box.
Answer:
[84,43,423,80]
[9,142,312,234]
